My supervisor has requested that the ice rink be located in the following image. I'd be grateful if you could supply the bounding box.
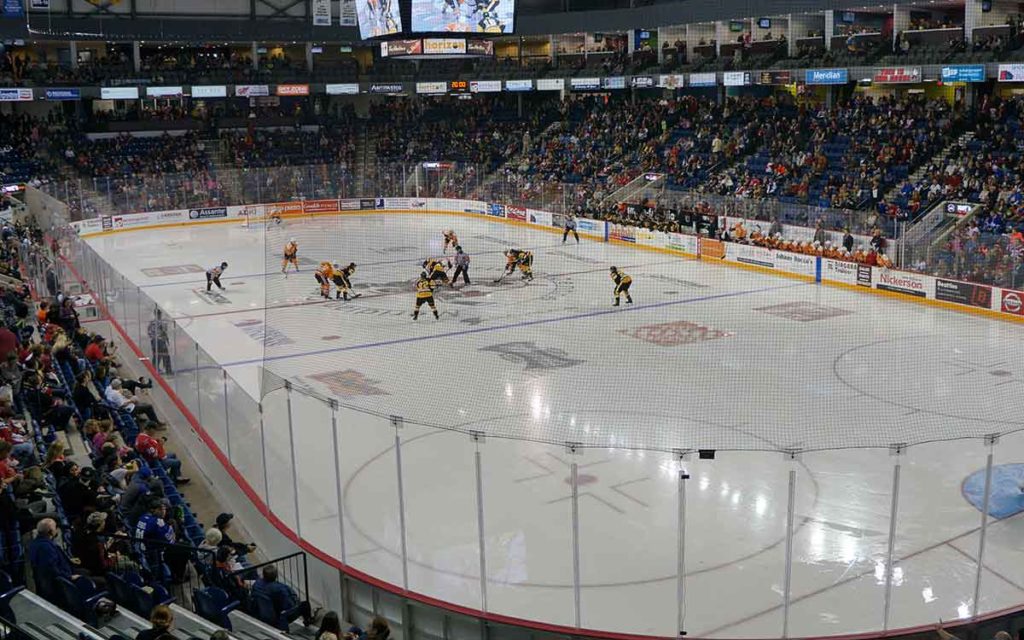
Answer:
[84,213,1024,638]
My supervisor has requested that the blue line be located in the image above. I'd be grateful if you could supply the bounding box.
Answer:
[193,281,806,371]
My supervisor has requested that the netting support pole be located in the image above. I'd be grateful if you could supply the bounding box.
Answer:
[330,400,348,564]
[782,454,798,639]
[471,431,488,613]
[393,415,410,591]
[675,449,690,638]
[135,287,142,353]
[973,435,998,617]
[285,381,303,538]
[258,401,271,505]
[194,343,202,424]
[568,442,582,628]
[882,444,904,631]
[222,369,232,462]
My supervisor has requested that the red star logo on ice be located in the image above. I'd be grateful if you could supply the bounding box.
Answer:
[307,369,389,397]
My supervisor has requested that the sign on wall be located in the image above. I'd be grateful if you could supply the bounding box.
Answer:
[805,68,848,85]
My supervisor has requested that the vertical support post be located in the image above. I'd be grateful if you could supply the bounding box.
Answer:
[472,432,488,613]
[675,450,689,637]
[393,416,409,591]
[222,369,232,461]
[258,401,271,504]
[973,435,997,617]
[883,444,904,631]
[285,382,303,536]
[135,287,143,352]
[330,400,348,564]
[568,442,582,628]
[782,456,798,638]
[194,343,202,423]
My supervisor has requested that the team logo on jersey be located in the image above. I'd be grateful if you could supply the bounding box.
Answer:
[479,341,583,374]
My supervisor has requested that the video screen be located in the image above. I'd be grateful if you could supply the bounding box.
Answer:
[357,0,403,39]
[411,0,515,34]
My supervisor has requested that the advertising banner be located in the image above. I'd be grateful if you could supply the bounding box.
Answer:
[857,265,872,287]
[368,83,405,94]
[934,278,992,308]
[276,84,310,96]
[805,68,848,85]
[235,84,270,97]
[758,70,792,85]
[424,38,466,55]
[822,258,859,285]
[941,65,985,83]
[340,199,362,210]
[688,73,717,87]
[359,198,377,209]
[570,77,601,90]
[100,87,138,100]
[631,76,655,88]
[312,0,330,25]
[29,0,48,9]
[876,269,926,297]
[470,80,502,93]
[487,204,505,217]
[466,40,494,55]
[997,64,1024,82]
[326,83,360,95]
[609,224,636,243]
[339,0,356,26]
[44,88,79,100]
[303,199,339,214]
[536,78,565,91]
[188,207,228,221]
[191,85,227,98]
[146,86,184,97]
[416,82,448,95]
[872,67,921,83]
[506,206,527,221]
[381,40,422,56]
[700,238,726,259]
[2,0,24,18]
[505,79,533,92]
[1001,289,1024,315]
[602,76,626,90]
[658,74,686,88]
[722,71,750,86]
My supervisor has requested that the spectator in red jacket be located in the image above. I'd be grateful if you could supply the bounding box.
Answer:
[135,423,189,486]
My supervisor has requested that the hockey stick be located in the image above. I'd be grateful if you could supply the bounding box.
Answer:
[492,268,511,284]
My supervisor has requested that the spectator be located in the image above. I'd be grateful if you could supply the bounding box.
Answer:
[136,605,178,640]
[134,497,175,571]
[213,512,256,557]
[251,564,313,630]
[28,518,78,603]
[316,611,343,640]
[105,378,164,427]
[135,423,188,485]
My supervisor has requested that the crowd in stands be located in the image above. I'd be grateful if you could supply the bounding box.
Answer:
[698,95,964,216]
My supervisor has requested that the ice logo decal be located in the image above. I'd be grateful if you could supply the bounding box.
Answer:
[479,341,584,374]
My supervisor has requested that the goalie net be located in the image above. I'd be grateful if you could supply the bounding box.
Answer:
[240,204,269,229]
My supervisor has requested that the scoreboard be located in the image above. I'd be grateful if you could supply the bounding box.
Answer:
[449,80,470,94]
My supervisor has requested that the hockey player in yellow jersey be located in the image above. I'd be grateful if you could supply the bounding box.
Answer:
[609,266,633,306]
[413,273,440,320]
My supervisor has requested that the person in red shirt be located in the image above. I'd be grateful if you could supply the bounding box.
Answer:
[135,425,189,486]
[84,335,106,363]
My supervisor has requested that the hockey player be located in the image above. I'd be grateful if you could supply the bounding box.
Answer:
[452,246,471,285]
[505,249,533,281]
[282,238,299,274]
[442,230,459,253]
[423,258,451,287]
[413,273,439,320]
[609,266,633,306]
[331,262,359,300]
[206,262,228,292]
[562,213,580,244]
[315,261,335,299]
